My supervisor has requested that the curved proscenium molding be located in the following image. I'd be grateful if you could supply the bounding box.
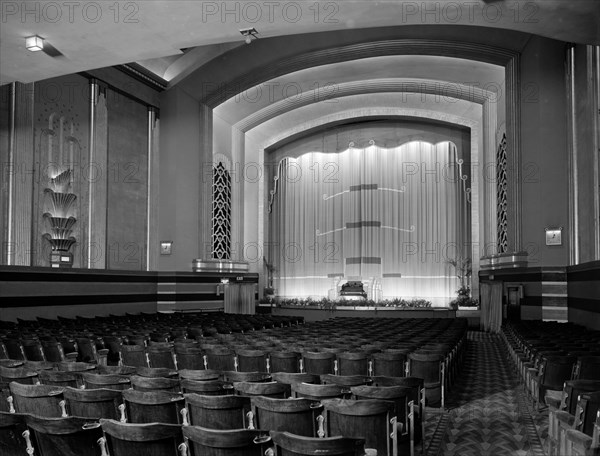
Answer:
[49,169,72,193]
[42,233,77,252]
[43,189,77,218]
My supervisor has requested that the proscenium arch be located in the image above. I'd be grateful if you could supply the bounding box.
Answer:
[210,38,521,253]
[253,111,482,302]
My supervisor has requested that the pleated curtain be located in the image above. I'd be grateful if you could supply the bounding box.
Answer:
[269,141,470,303]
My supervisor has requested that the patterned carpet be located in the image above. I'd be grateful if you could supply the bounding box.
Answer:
[424,331,548,456]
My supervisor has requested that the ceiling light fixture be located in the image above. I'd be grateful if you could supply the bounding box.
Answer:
[25,35,44,52]
[240,28,258,44]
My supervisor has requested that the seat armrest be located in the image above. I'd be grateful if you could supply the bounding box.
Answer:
[565,429,592,448]
[556,411,575,427]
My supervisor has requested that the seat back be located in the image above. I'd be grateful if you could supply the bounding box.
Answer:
[21,339,46,361]
[122,390,184,424]
[180,379,233,396]
[147,346,177,370]
[181,426,271,456]
[269,351,300,373]
[9,382,65,417]
[372,352,407,377]
[407,353,443,384]
[321,398,396,455]
[99,419,183,456]
[39,370,79,388]
[270,430,365,456]
[302,352,336,375]
[575,356,600,380]
[0,411,28,456]
[119,345,149,368]
[291,383,346,401]
[576,391,600,436]
[564,380,600,415]
[222,371,271,383]
[81,373,131,390]
[178,369,220,381]
[24,415,103,456]
[233,381,290,398]
[130,375,180,393]
[184,393,250,429]
[63,387,123,420]
[336,352,369,377]
[251,396,322,437]
[0,367,38,385]
[174,347,204,371]
[271,372,319,386]
[204,348,236,371]
[320,375,371,387]
[540,356,577,391]
[236,349,268,372]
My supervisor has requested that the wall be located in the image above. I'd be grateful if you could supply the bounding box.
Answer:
[0,84,10,263]
[567,261,600,330]
[479,267,567,322]
[0,69,160,271]
[158,86,203,271]
[105,88,148,270]
[0,266,258,322]
[519,36,569,267]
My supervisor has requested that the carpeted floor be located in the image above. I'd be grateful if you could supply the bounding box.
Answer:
[424,331,548,456]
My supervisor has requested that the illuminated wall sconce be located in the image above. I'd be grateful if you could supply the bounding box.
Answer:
[160,241,173,255]
[220,278,230,284]
[545,227,563,246]
[26,35,44,51]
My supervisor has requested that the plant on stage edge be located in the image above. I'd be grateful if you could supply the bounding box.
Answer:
[274,297,432,309]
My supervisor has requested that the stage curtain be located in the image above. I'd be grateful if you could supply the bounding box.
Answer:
[224,284,255,314]
[480,281,502,333]
[269,141,470,304]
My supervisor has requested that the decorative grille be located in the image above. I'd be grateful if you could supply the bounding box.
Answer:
[212,162,231,259]
[496,133,508,253]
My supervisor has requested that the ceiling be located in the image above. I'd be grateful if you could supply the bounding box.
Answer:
[1,1,598,86]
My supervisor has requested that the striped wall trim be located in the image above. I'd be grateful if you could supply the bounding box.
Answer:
[568,297,600,312]
[1,294,158,308]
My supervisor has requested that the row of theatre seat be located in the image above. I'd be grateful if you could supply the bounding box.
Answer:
[502,320,600,456]
[0,314,468,455]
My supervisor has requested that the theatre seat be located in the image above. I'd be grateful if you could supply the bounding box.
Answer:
[122,389,184,424]
[0,411,28,456]
[320,398,397,456]
[291,383,347,401]
[181,426,271,456]
[130,375,180,393]
[269,430,366,456]
[8,382,67,418]
[301,352,336,375]
[271,372,319,386]
[81,373,131,390]
[23,415,103,456]
[250,396,323,437]
[234,381,290,399]
[183,393,250,429]
[407,352,445,408]
[99,419,184,456]
[62,387,123,420]
[180,379,233,396]
[269,351,301,373]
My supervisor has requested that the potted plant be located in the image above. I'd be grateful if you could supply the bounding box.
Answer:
[447,257,478,309]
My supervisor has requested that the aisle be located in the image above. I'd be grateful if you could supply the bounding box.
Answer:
[426,331,546,456]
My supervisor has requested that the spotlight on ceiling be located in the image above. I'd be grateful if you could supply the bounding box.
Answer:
[25,35,44,52]
[239,28,258,44]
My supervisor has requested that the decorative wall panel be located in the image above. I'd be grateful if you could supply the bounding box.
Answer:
[212,162,232,260]
[496,133,508,253]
